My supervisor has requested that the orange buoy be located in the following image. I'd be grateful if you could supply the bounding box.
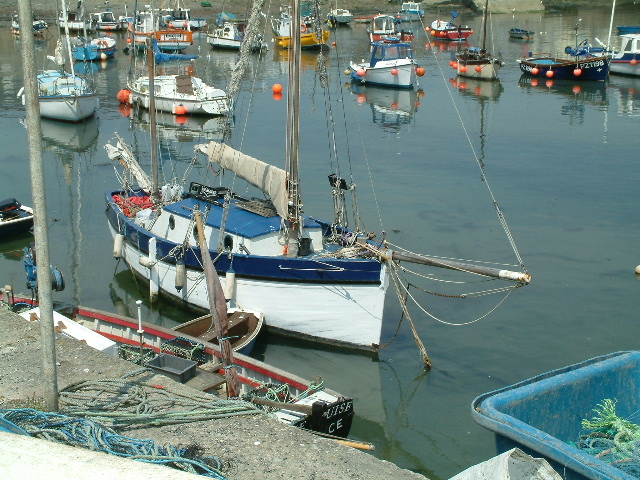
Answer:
[391,68,398,76]
[430,30,436,37]
[475,65,482,72]
[573,68,582,76]
[546,70,554,78]
[459,65,467,73]
[531,67,539,75]
[416,67,425,76]
[117,89,131,104]
[631,58,638,66]
[175,104,187,115]
[451,62,458,69]
[272,83,283,93]
[127,37,132,44]
[357,68,366,77]
[391,102,398,110]
[273,92,283,101]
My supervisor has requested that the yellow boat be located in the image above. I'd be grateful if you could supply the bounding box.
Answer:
[271,4,331,49]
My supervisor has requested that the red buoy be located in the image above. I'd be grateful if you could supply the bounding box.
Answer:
[175,105,187,115]
[272,83,283,93]
[391,68,398,76]
[416,67,425,77]
[475,65,482,72]
[531,67,539,75]
[117,89,131,104]
[573,68,582,76]
[459,65,467,73]
[546,70,554,78]
[357,68,366,77]
[631,58,638,66]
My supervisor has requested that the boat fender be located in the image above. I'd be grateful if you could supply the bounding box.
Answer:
[16,87,24,99]
[113,233,125,258]
[436,20,441,29]
[224,270,235,300]
[139,256,157,268]
[301,23,307,34]
[175,258,186,291]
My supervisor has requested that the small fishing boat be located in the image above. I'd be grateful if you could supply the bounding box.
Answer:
[327,8,353,26]
[6,293,353,438]
[517,54,610,81]
[206,22,267,51]
[349,39,424,89]
[426,11,473,41]
[454,0,503,80]
[397,2,424,23]
[0,199,34,238]
[508,28,534,40]
[72,36,117,61]
[11,14,48,37]
[367,14,414,43]
[132,7,194,53]
[472,351,640,480]
[90,10,128,31]
[609,33,640,77]
[58,2,92,32]
[271,3,331,49]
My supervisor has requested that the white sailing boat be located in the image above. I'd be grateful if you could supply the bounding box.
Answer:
[105,0,530,357]
[19,0,98,122]
[453,0,503,80]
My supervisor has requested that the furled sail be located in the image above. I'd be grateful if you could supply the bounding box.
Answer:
[195,141,288,219]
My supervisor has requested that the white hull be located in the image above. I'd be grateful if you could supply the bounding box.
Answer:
[350,60,417,88]
[38,94,99,122]
[130,91,228,115]
[207,36,243,49]
[610,62,640,76]
[457,62,502,80]
[109,222,388,349]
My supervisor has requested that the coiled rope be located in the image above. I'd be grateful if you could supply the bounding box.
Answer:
[0,408,227,479]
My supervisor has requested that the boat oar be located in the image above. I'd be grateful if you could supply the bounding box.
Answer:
[194,210,240,398]
[299,428,376,451]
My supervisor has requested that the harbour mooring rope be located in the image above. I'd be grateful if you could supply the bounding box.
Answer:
[0,408,227,479]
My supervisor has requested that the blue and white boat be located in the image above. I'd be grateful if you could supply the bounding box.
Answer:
[90,10,128,31]
[104,0,529,352]
[72,36,117,61]
[397,2,424,23]
[616,25,640,34]
[349,40,424,89]
[609,33,640,77]
[11,14,48,36]
[0,198,33,238]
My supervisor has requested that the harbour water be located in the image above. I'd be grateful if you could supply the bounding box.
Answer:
[1,5,639,479]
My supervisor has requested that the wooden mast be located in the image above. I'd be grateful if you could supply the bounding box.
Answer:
[285,0,302,256]
[481,0,489,51]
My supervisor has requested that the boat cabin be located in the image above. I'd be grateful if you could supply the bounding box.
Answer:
[369,41,414,67]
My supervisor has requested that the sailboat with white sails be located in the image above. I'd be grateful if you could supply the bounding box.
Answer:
[104,0,530,361]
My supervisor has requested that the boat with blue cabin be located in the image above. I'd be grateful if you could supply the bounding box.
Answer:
[350,39,424,89]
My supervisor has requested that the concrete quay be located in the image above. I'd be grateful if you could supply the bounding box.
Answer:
[0,308,427,480]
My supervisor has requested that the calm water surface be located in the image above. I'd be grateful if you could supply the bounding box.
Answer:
[1,6,639,479]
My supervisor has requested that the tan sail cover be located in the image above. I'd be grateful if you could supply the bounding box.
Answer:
[195,141,288,219]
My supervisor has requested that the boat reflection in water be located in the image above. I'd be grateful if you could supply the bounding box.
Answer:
[40,116,100,153]
[608,75,640,117]
[426,39,470,53]
[450,76,504,102]
[349,81,423,131]
[130,108,230,142]
[518,75,607,124]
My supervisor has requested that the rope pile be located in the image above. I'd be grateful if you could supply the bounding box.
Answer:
[574,398,640,478]
[0,408,227,479]
[58,370,263,429]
